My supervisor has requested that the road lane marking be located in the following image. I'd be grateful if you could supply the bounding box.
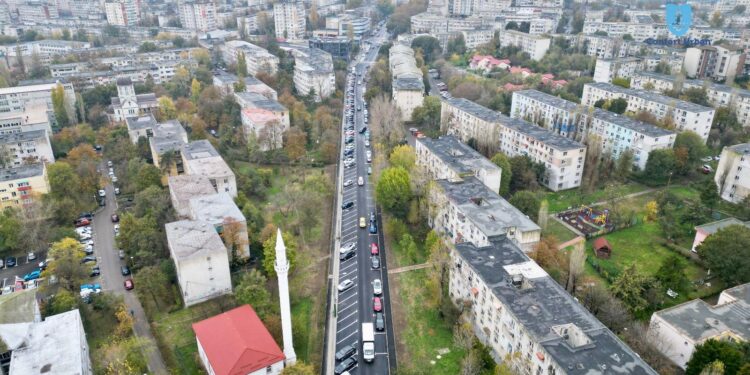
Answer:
[337,330,359,345]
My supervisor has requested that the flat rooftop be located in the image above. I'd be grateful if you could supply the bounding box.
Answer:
[235,92,287,112]
[126,114,158,131]
[585,82,715,113]
[417,135,500,176]
[445,97,504,123]
[514,89,579,112]
[393,77,424,91]
[0,129,48,144]
[189,192,245,225]
[182,139,220,160]
[436,176,540,236]
[165,220,227,261]
[592,108,675,138]
[498,113,585,151]
[168,175,217,204]
[456,238,657,374]
[695,217,750,235]
[0,163,45,182]
[727,142,750,154]
[150,119,187,154]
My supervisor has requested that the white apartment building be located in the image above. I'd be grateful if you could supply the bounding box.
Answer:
[429,177,541,251]
[0,81,75,125]
[714,143,750,204]
[684,45,745,83]
[274,0,306,41]
[291,47,335,101]
[460,28,495,49]
[181,140,238,198]
[0,104,52,135]
[235,92,290,150]
[0,129,54,167]
[393,78,425,121]
[168,175,217,218]
[449,238,658,375]
[576,34,624,59]
[441,97,504,151]
[149,120,188,168]
[593,57,642,84]
[497,30,551,61]
[582,20,669,41]
[104,0,141,26]
[17,1,59,23]
[189,192,250,258]
[496,114,586,191]
[416,135,502,193]
[165,220,233,307]
[222,40,279,76]
[213,71,278,99]
[0,163,49,209]
[581,82,715,143]
[649,283,750,369]
[178,1,217,32]
[410,12,486,35]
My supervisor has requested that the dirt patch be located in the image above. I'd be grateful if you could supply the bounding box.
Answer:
[387,273,410,366]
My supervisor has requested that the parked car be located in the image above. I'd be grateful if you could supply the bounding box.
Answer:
[124,278,134,290]
[115,187,120,195]
[343,179,354,187]
[370,243,379,255]
[372,279,382,295]
[0,259,4,268]
[359,217,366,228]
[340,250,355,262]
[5,257,16,267]
[373,297,382,312]
[118,250,125,259]
[340,242,356,254]
[375,312,385,331]
[369,222,378,234]
[27,252,36,261]
[107,160,113,167]
[98,189,106,197]
[371,256,380,269]
[23,269,41,281]
[111,214,119,223]
[337,279,354,292]
[358,176,364,186]
[74,218,90,227]
[81,256,96,264]
[335,343,356,361]
[334,357,357,375]
[342,201,354,210]
[121,265,130,276]
[90,266,100,277]
[701,164,713,174]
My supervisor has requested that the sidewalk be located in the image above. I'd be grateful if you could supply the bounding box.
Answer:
[388,263,430,274]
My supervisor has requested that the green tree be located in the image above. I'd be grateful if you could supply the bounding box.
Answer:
[682,87,711,106]
[262,231,298,276]
[0,208,21,255]
[490,153,512,196]
[686,340,744,375]
[51,83,70,127]
[642,149,676,185]
[674,131,708,169]
[697,225,750,285]
[135,164,162,192]
[48,289,78,314]
[237,52,248,77]
[190,78,202,104]
[410,96,441,130]
[137,42,158,52]
[399,233,419,262]
[509,191,541,222]
[604,98,628,114]
[281,361,316,375]
[389,145,415,171]
[134,265,172,309]
[235,269,273,318]
[656,254,689,292]
[157,96,176,120]
[446,33,466,56]
[46,238,88,292]
[411,36,442,64]
[611,77,631,88]
[616,149,634,176]
[610,264,652,313]
[376,167,413,218]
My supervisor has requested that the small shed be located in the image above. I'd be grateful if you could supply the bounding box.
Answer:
[593,237,612,259]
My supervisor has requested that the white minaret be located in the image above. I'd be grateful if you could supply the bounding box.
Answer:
[274,228,297,366]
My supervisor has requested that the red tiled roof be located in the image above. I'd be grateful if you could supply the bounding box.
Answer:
[192,305,285,375]
[593,237,611,251]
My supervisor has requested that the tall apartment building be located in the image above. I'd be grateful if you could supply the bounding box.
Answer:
[274,0,306,41]
[498,30,550,61]
[715,143,750,204]
[0,81,76,126]
[178,1,217,32]
[104,0,141,26]
[582,20,668,41]
[416,135,502,193]
[222,40,279,76]
[581,82,715,143]
[511,90,676,171]
[17,1,59,23]
[576,34,624,59]
[449,237,657,375]
[291,47,335,102]
[429,177,541,251]
[592,57,641,84]
[684,45,746,83]
[0,163,50,208]
[389,44,425,120]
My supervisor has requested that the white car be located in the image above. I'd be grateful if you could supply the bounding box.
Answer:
[358,176,364,186]
[365,140,370,147]
[98,189,106,197]
[115,187,120,195]
[112,176,118,183]
[344,179,354,187]
[339,242,356,254]
[107,160,113,167]
[338,279,354,292]
[372,279,382,295]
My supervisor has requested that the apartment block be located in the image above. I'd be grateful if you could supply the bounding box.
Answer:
[416,135,502,192]
[104,0,141,26]
[0,129,54,167]
[274,0,306,41]
[0,104,52,135]
[576,34,623,59]
[168,175,217,218]
[178,1,217,32]
[684,45,746,83]
[181,140,237,198]
[236,92,290,150]
[449,237,657,375]
[715,143,750,204]
[149,120,188,169]
[291,47,335,102]
[0,163,49,208]
[188,192,250,258]
[213,71,277,99]
[581,82,715,142]
[441,97,504,148]
[497,30,551,61]
[593,57,642,84]
[429,177,541,251]
[222,40,279,76]
[0,82,75,125]
[389,44,425,120]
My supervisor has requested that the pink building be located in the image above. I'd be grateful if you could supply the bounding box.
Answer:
[469,55,510,73]
[692,218,750,252]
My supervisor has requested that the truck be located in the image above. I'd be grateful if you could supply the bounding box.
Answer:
[362,322,375,362]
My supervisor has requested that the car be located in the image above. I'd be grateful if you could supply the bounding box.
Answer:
[27,252,36,261]
[115,187,120,195]
[98,189,106,197]
[359,217,366,228]
[372,278,382,295]
[373,297,382,312]
[121,265,131,276]
[5,257,16,267]
[368,166,372,175]
[337,279,354,292]
[369,222,378,234]
[83,246,94,255]
[365,140,370,147]
[334,357,357,375]
[359,126,367,134]
[342,201,354,210]
[107,160,113,167]
[371,255,380,269]
[74,218,90,227]
[38,260,47,270]
[370,211,376,222]
[90,266,100,277]
[335,343,356,361]
[702,156,713,162]
[112,176,118,183]
[118,250,125,259]
[124,278,134,290]
[340,249,355,261]
[375,312,385,331]
[701,164,713,174]
[111,214,119,223]
[340,242,356,254]
[371,243,379,255]
[343,179,354,187]
[358,176,364,186]
[23,269,41,281]
[409,127,418,134]
[81,256,96,264]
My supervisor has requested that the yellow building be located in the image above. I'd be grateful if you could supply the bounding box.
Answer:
[0,163,49,208]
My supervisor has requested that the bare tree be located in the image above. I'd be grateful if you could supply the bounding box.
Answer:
[257,120,285,151]
[369,94,404,148]
[567,240,585,292]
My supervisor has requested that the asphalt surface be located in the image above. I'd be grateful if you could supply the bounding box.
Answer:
[328,26,397,375]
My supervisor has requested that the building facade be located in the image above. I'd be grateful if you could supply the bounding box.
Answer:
[593,57,642,83]
[274,0,306,41]
[416,135,502,192]
[104,0,141,26]
[714,143,750,204]
[497,30,551,61]
[291,47,335,102]
[178,1,218,32]
[0,163,49,208]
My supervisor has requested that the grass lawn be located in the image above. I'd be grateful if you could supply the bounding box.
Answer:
[543,219,578,243]
[543,182,649,213]
[392,269,465,375]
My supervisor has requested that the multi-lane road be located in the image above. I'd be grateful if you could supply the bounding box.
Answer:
[325,26,397,375]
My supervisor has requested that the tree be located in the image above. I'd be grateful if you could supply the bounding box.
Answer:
[235,269,273,318]
[530,236,568,282]
[642,149,676,185]
[389,145,415,171]
[686,340,745,375]
[509,191,541,222]
[284,127,307,162]
[446,34,466,56]
[48,289,78,314]
[190,78,202,104]
[157,96,177,120]
[605,98,628,114]
[612,77,631,88]
[610,264,653,313]
[674,131,708,170]
[697,225,750,285]
[411,36,442,64]
[281,361,316,375]
[410,96,441,130]
[46,238,88,292]
[577,284,631,333]
[237,52,248,77]
[709,11,724,28]
[369,94,404,147]
[509,155,542,193]
[505,21,519,30]
[114,303,135,338]
[51,83,71,127]
[491,153,512,196]
[376,167,412,218]
[656,254,689,292]
[134,266,172,309]
[262,231,298,276]
[135,164,162,192]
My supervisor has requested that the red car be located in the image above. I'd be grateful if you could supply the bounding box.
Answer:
[111,214,119,223]
[124,278,134,290]
[370,243,379,255]
[373,297,382,312]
